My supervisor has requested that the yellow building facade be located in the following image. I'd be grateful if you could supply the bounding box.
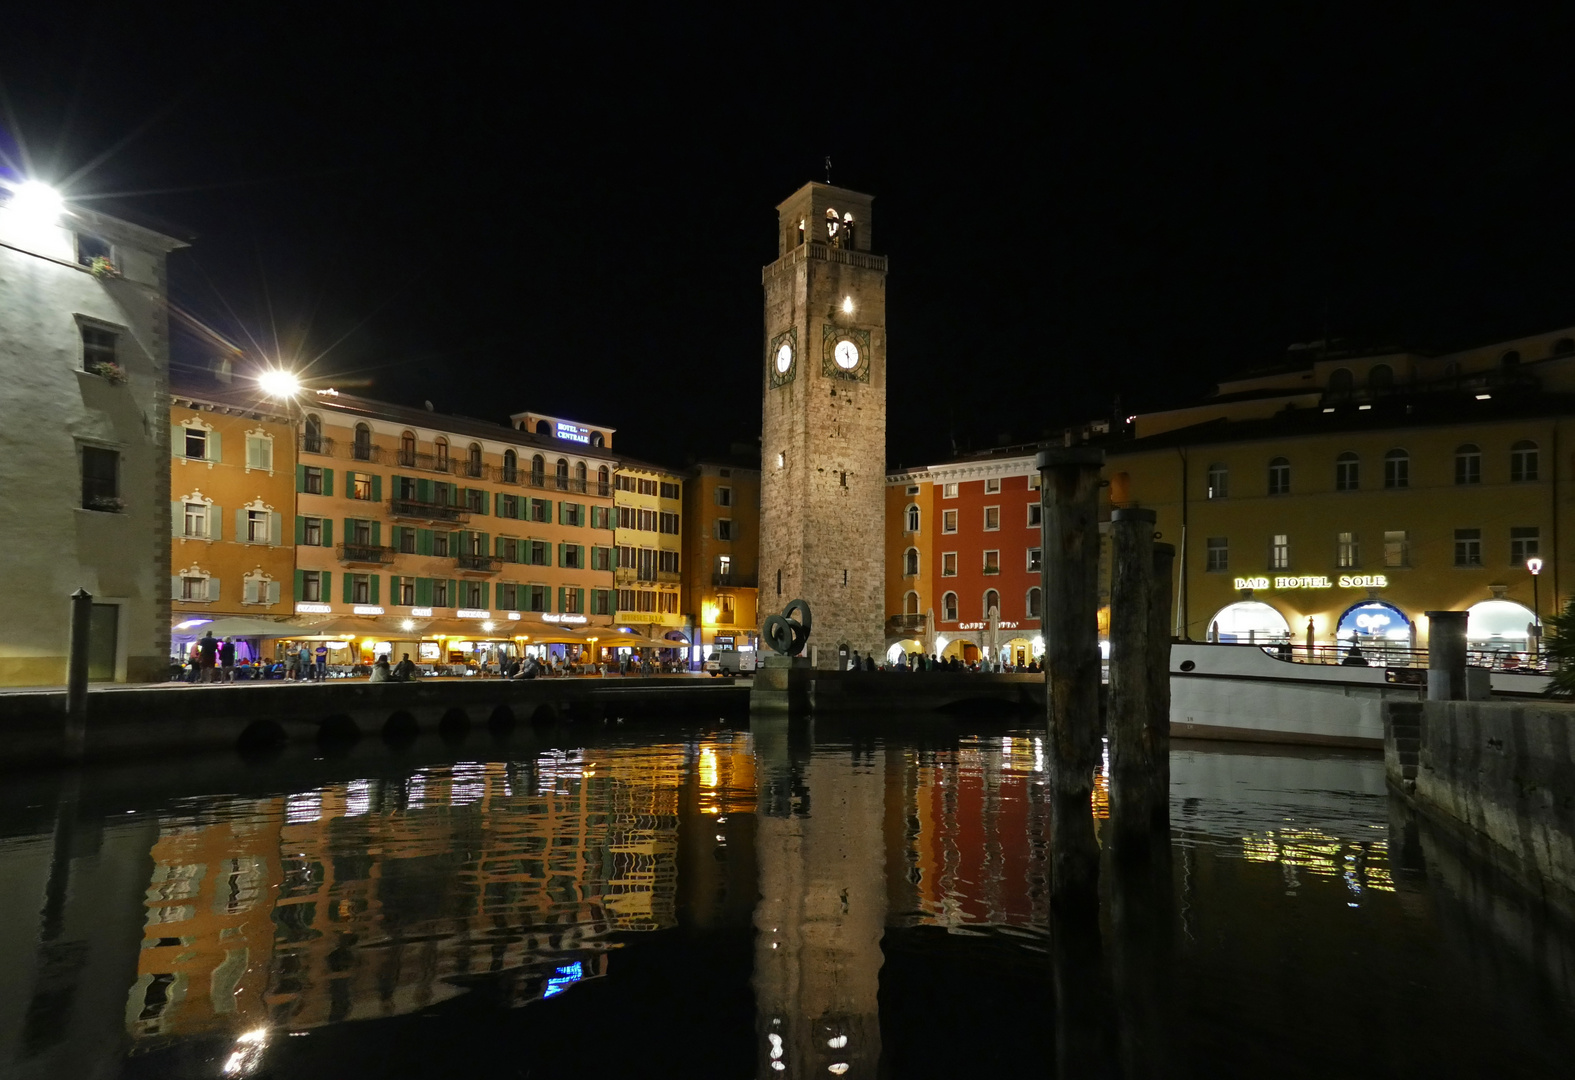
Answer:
[170,390,297,652]
[290,396,617,664]
[682,458,761,658]
[611,461,686,655]
[1112,328,1575,655]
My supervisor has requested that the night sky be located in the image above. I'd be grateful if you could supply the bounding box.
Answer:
[4,8,1575,468]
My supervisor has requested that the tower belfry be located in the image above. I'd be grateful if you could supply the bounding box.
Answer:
[759,181,888,666]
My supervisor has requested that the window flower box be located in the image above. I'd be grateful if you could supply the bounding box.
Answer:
[86,496,125,513]
[87,360,127,384]
[88,255,120,280]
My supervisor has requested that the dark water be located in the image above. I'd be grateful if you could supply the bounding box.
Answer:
[2,721,1574,1078]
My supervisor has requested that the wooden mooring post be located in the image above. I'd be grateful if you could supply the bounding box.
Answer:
[1108,508,1155,839]
[1037,446,1106,897]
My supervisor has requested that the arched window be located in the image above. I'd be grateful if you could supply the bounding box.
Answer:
[467,443,482,477]
[1328,368,1354,394]
[502,449,518,483]
[1335,452,1359,492]
[1384,449,1409,489]
[303,414,323,454]
[353,422,372,461]
[984,589,1001,618]
[531,454,545,486]
[1555,338,1575,358]
[434,438,449,470]
[1027,586,1042,619]
[1206,463,1228,499]
[904,590,920,616]
[555,458,569,489]
[942,592,958,621]
[904,548,920,576]
[399,430,416,467]
[1268,457,1291,495]
[597,465,610,495]
[1511,440,1540,482]
[1455,444,1481,485]
[1501,350,1522,369]
[535,420,550,436]
[591,431,605,447]
[575,461,587,491]
[1368,364,1394,392]
[906,504,920,532]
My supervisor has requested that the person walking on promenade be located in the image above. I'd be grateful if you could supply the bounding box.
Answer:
[220,639,237,683]
[864,652,876,672]
[198,631,219,683]
[314,643,329,680]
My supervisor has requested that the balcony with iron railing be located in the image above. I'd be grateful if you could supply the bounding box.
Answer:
[658,570,681,584]
[299,435,336,457]
[713,572,758,588]
[886,613,929,633]
[349,443,388,464]
[456,553,503,574]
[396,450,452,473]
[338,542,396,565]
[389,497,470,524]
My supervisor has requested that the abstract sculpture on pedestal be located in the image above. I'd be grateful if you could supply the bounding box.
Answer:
[762,599,813,656]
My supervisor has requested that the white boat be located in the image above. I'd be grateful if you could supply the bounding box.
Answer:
[1169,641,1552,749]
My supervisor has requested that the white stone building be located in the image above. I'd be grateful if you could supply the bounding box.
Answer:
[0,185,185,683]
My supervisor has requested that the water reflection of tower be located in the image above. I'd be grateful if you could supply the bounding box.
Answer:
[753,724,888,1078]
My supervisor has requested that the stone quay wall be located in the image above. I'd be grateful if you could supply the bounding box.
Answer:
[1384,699,1575,913]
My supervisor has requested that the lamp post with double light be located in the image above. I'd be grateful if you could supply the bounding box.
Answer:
[1528,556,1544,660]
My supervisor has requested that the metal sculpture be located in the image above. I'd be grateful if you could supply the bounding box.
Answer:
[762,599,813,657]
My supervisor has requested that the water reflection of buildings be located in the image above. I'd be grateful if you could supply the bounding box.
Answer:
[125,734,756,1051]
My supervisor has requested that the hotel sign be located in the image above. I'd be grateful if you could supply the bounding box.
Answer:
[295,602,332,614]
[555,422,591,444]
[542,613,588,624]
[1235,575,1388,591]
[456,609,491,619]
[352,605,384,616]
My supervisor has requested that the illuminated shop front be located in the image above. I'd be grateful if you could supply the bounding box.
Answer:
[1466,599,1537,654]
[1208,600,1292,644]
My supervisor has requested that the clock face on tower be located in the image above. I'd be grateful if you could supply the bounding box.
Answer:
[834,340,861,370]
[821,325,872,382]
[768,327,797,388]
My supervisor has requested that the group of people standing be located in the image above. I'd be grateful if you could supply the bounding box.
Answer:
[282,641,333,681]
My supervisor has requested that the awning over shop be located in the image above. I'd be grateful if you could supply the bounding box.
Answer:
[171,615,299,638]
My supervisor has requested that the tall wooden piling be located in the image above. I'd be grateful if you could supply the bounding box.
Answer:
[1108,508,1156,836]
[1037,447,1106,897]
[1146,542,1176,825]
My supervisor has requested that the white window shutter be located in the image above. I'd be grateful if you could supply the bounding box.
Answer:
[236,509,246,542]
[170,575,181,597]
[207,430,222,463]
[267,580,281,605]
[209,506,222,541]
[243,578,259,604]
[269,512,282,545]
[207,577,221,602]
[170,424,187,453]
[171,500,183,536]
[259,437,272,471]
[246,436,261,469]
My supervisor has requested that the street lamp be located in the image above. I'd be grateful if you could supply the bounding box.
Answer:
[7,180,64,223]
[257,368,301,399]
[1528,556,1544,657]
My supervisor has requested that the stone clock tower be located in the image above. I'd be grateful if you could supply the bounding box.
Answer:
[759,181,887,667]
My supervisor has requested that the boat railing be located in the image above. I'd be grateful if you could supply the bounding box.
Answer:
[1251,641,1551,675]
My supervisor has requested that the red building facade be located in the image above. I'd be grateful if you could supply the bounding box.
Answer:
[885,451,1044,664]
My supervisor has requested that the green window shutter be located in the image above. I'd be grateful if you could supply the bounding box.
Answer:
[323,518,334,546]
[370,575,380,605]
[416,577,432,605]
[372,521,382,546]
[295,515,306,545]
[479,582,490,608]
[577,544,585,567]
[207,430,223,463]
[391,525,402,549]
[343,573,354,604]
[321,571,331,601]
[449,579,459,607]
[478,531,489,553]
[323,468,335,497]
[450,482,460,504]
[417,478,433,503]
[418,528,433,555]
[296,464,307,493]
[558,502,566,525]
[474,490,487,517]
[578,503,586,525]
[557,586,565,613]
[494,492,502,516]
[449,531,463,555]
[371,474,382,502]
[390,574,401,602]
[294,569,304,602]
[344,518,355,545]
[557,542,565,567]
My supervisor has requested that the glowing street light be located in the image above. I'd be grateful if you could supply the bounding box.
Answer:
[841,295,854,314]
[257,368,301,399]
[1528,556,1545,656]
[7,180,64,223]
